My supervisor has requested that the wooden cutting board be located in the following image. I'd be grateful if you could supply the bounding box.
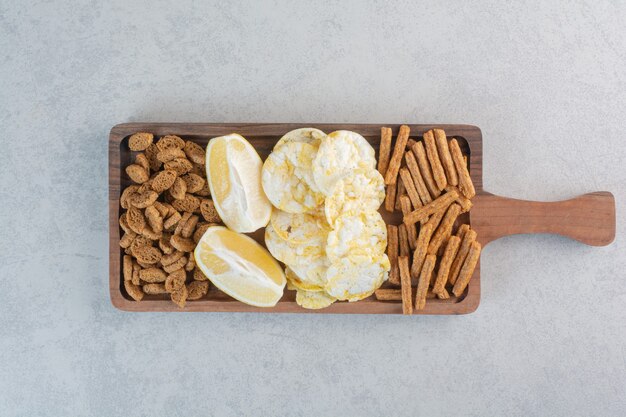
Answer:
[109,123,615,314]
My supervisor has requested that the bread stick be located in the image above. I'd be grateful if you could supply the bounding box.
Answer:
[410,222,434,280]
[455,224,470,239]
[448,228,477,285]
[423,130,447,191]
[375,287,419,301]
[433,129,458,186]
[449,139,475,198]
[405,151,432,205]
[384,182,397,212]
[399,195,417,250]
[432,235,461,294]
[399,223,410,257]
[403,188,459,226]
[410,141,441,199]
[378,127,393,175]
[399,256,413,315]
[395,176,406,211]
[384,125,410,185]
[375,288,402,301]
[452,241,481,296]
[399,168,422,209]
[415,254,436,310]
[386,224,400,285]
[428,203,461,255]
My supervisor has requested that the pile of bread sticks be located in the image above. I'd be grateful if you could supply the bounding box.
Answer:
[374,125,481,314]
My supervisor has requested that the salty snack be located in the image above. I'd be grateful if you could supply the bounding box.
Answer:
[433,129,458,186]
[128,132,154,151]
[181,173,205,194]
[143,283,167,295]
[422,130,447,191]
[384,182,397,212]
[379,126,481,312]
[206,134,271,232]
[410,141,440,199]
[399,256,412,315]
[432,236,461,295]
[399,196,417,250]
[187,280,210,300]
[399,224,409,257]
[126,164,149,184]
[120,132,224,307]
[324,169,385,226]
[394,177,406,211]
[427,203,461,255]
[164,158,193,175]
[151,169,177,193]
[403,188,459,226]
[326,210,387,263]
[449,228,478,286]
[384,124,410,185]
[171,194,200,212]
[274,127,326,149]
[262,141,324,213]
[449,139,475,198]
[325,255,390,302]
[285,267,324,292]
[195,226,286,307]
[452,241,481,296]
[124,280,144,301]
[386,225,399,285]
[170,285,188,308]
[139,267,167,283]
[377,127,393,175]
[264,221,326,268]
[169,177,187,199]
[295,289,336,310]
[183,141,206,165]
[374,288,404,301]
[270,210,329,245]
[404,151,432,205]
[157,147,186,163]
[410,222,434,279]
[399,168,422,209]
[312,130,376,196]
[415,254,436,310]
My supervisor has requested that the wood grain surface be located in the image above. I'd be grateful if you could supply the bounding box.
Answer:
[109,123,615,314]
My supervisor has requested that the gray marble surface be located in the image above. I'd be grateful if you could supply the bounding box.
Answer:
[1,1,624,416]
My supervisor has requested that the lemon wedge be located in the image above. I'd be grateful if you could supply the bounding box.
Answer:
[206,134,272,232]
[194,226,285,307]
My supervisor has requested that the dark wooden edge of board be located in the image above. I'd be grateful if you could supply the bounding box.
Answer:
[109,123,483,314]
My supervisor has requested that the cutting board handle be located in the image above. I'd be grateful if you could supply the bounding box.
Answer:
[472,191,615,246]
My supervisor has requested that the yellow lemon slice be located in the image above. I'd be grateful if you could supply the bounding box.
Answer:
[324,169,385,227]
[312,130,376,196]
[205,134,272,233]
[325,254,390,302]
[274,128,326,150]
[295,289,336,310]
[194,226,285,307]
[326,210,387,264]
[262,142,325,213]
